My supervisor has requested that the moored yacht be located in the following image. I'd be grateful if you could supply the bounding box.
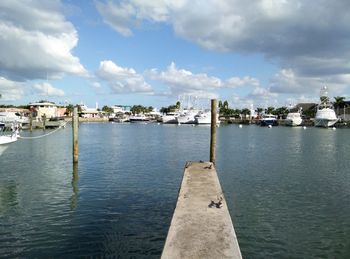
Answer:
[285,108,303,126]
[195,110,220,125]
[0,111,29,127]
[315,105,338,127]
[176,109,199,124]
[314,86,338,127]
[259,114,278,126]
[161,112,179,124]
[129,114,149,123]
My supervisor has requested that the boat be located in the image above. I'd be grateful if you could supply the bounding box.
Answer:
[0,111,29,127]
[113,112,130,123]
[0,123,19,145]
[161,112,179,124]
[195,110,220,125]
[314,86,338,127]
[129,114,149,123]
[259,114,278,126]
[285,108,303,126]
[176,110,199,124]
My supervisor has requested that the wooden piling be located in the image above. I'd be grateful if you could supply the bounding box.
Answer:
[161,161,242,259]
[29,112,33,132]
[210,99,217,164]
[42,114,46,130]
[72,107,78,164]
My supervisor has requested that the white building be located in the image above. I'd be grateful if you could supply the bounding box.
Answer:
[30,102,58,119]
[80,103,100,118]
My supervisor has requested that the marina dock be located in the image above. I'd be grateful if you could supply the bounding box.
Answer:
[161,161,242,259]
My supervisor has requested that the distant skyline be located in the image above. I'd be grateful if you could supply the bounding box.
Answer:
[1,0,350,109]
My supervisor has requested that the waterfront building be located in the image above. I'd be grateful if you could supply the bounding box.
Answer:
[29,102,58,119]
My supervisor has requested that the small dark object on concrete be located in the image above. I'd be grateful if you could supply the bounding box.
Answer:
[185,161,192,168]
[204,163,213,169]
[208,197,223,208]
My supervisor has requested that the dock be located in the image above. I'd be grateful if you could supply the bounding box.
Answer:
[161,161,242,259]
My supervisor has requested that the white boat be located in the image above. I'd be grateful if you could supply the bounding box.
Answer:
[176,110,199,124]
[314,86,338,127]
[0,123,19,145]
[161,112,179,124]
[113,113,130,123]
[315,105,338,127]
[129,114,149,123]
[195,110,220,125]
[0,111,29,126]
[259,114,278,126]
[285,108,303,126]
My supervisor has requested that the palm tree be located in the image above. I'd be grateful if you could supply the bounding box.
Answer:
[218,100,223,109]
[65,104,74,116]
[265,106,275,114]
[334,96,346,115]
[223,100,229,109]
[255,108,264,117]
[241,108,250,119]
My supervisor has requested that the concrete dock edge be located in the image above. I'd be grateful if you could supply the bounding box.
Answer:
[161,161,242,259]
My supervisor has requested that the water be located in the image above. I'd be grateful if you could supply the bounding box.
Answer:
[0,123,349,258]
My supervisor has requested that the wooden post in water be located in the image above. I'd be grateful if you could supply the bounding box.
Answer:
[42,114,46,130]
[210,99,217,164]
[72,107,79,164]
[29,112,33,132]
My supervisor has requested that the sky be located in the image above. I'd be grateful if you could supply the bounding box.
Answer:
[1,0,350,109]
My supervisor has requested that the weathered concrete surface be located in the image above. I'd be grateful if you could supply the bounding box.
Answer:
[162,161,242,259]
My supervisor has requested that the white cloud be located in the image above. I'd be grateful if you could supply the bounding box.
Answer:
[96,60,153,94]
[146,62,222,98]
[0,0,87,81]
[146,62,260,99]
[32,82,65,97]
[225,76,260,88]
[248,86,278,107]
[96,0,350,96]
[0,77,25,101]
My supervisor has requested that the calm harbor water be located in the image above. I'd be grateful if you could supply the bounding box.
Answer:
[1,123,349,258]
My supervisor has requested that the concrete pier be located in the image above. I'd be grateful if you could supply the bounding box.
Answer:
[162,161,242,259]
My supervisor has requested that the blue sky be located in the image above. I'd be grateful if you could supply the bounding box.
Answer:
[1,0,350,109]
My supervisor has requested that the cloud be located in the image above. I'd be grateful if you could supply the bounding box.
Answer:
[146,62,259,99]
[225,76,260,88]
[95,0,172,36]
[32,82,65,97]
[146,62,222,97]
[0,77,25,101]
[96,60,153,94]
[0,0,87,81]
[247,86,278,107]
[96,0,350,96]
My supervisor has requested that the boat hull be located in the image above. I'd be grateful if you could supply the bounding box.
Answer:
[284,118,303,126]
[0,135,18,145]
[314,108,338,128]
[260,119,278,126]
[314,119,338,127]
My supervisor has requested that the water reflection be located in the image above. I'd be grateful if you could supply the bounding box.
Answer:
[0,145,8,156]
[0,181,18,214]
[70,163,79,210]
